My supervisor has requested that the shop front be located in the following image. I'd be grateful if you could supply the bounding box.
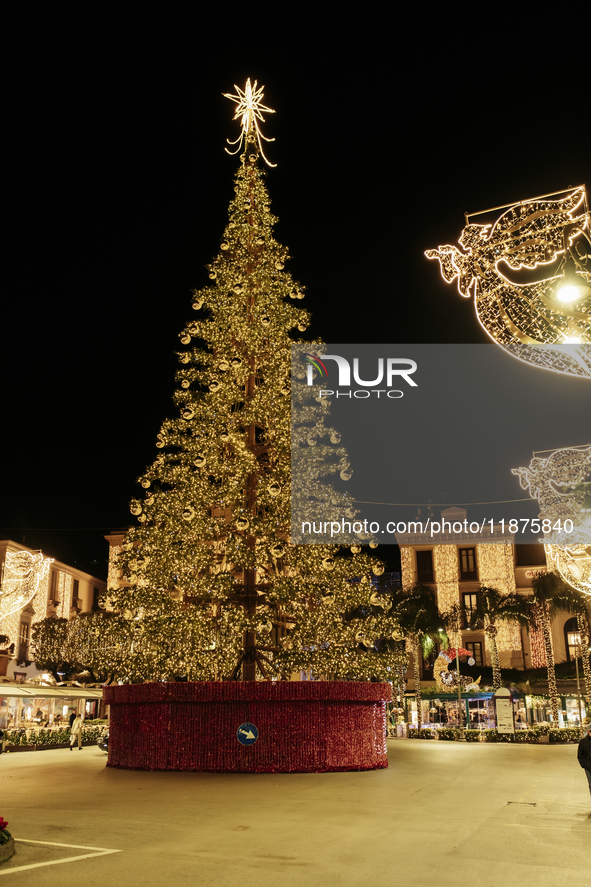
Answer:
[403,691,587,731]
[0,681,103,745]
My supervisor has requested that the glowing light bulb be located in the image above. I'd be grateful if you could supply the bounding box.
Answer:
[556,283,585,303]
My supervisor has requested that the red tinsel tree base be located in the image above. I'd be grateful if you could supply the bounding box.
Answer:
[103,681,391,773]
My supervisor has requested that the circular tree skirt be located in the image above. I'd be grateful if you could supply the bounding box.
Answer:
[103,681,391,772]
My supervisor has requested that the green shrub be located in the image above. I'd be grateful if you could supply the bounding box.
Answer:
[438,728,460,741]
[408,728,435,739]
[549,727,579,742]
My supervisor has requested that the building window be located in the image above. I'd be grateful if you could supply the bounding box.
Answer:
[564,617,580,661]
[72,578,80,605]
[416,550,434,583]
[92,588,101,612]
[462,592,482,628]
[459,547,477,580]
[466,641,483,666]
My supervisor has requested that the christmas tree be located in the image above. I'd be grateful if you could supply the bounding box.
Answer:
[103,80,405,684]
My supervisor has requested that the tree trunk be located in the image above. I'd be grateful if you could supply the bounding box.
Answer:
[577,612,591,706]
[485,620,501,690]
[413,640,422,729]
[541,604,559,725]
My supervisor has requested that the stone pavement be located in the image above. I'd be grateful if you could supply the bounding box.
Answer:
[1,740,589,886]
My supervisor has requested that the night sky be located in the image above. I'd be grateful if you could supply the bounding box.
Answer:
[2,10,589,578]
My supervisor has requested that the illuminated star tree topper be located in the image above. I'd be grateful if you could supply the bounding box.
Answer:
[223,78,276,167]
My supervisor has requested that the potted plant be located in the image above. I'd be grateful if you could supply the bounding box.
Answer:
[0,817,14,863]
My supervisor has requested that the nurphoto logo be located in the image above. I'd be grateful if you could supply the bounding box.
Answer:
[305,353,418,398]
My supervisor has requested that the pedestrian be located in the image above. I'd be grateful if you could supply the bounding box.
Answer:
[69,711,76,729]
[69,714,84,751]
[578,720,591,797]
[577,721,591,792]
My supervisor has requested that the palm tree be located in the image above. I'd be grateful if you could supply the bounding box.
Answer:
[529,571,576,725]
[395,584,446,728]
[463,586,532,691]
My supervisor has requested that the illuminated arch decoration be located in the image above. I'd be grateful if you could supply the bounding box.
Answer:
[433,647,481,693]
[512,445,591,596]
[0,549,53,621]
[426,187,591,377]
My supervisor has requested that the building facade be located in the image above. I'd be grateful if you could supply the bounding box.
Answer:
[398,507,582,680]
[0,539,107,682]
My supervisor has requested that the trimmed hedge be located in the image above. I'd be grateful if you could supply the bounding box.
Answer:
[3,725,106,747]
[407,725,581,743]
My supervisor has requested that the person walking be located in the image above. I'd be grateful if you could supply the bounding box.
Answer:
[69,714,84,751]
[577,720,591,797]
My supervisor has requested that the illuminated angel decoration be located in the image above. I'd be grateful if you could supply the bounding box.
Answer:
[0,549,53,621]
[223,78,276,167]
[433,647,481,693]
[512,445,591,596]
[426,187,591,377]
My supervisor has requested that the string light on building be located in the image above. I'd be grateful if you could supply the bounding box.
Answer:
[433,546,460,642]
[426,187,591,378]
[477,543,521,650]
[400,547,413,589]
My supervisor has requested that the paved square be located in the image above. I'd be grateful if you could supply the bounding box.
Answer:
[1,740,589,886]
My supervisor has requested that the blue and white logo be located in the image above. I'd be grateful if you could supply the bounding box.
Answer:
[237,723,259,746]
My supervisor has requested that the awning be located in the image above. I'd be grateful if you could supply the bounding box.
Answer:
[0,684,103,699]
